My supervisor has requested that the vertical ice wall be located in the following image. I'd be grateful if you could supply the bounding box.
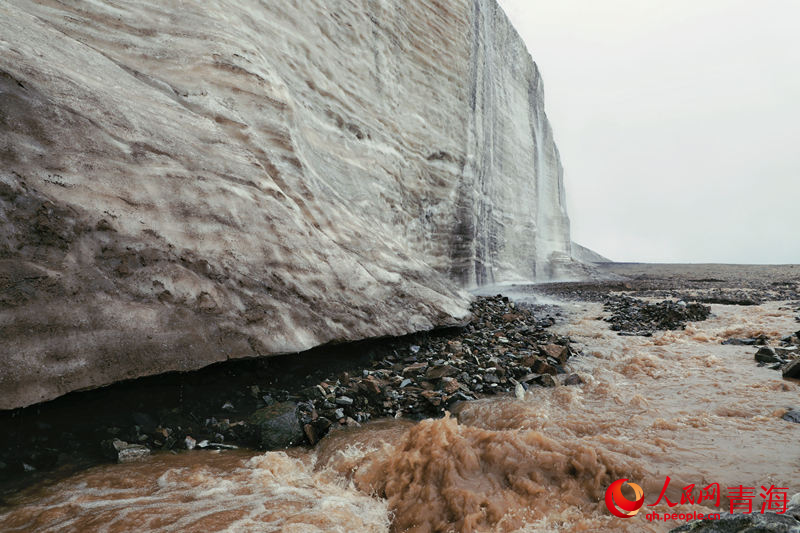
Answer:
[450,0,572,286]
[0,0,572,408]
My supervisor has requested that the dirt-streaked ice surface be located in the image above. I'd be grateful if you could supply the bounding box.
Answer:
[0,0,572,409]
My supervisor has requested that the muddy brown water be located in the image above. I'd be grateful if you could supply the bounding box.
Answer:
[1,297,798,532]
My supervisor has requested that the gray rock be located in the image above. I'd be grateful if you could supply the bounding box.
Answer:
[102,438,151,463]
[755,346,781,364]
[248,402,304,450]
[783,410,800,424]
[783,359,800,379]
[669,512,800,532]
[335,396,354,406]
[261,395,276,407]
[536,374,557,388]
[722,338,758,346]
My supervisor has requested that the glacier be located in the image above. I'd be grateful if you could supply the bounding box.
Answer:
[0,0,572,409]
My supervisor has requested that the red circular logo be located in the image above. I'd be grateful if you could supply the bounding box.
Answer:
[605,479,645,518]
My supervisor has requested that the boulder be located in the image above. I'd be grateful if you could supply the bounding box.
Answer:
[783,410,800,424]
[248,402,304,450]
[783,359,800,379]
[101,439,150,463]
[755,346,781,364]
[669,511,800,532]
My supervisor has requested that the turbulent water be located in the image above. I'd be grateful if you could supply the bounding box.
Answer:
[1,299,798,532]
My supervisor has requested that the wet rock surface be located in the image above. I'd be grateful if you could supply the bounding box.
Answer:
[783,409,800,424]
[0,295,577,498]
[749,330,800,378]
[603,296,711,336]
[248,402,304,450]
[100,439,151,464]
[669,508,800,533]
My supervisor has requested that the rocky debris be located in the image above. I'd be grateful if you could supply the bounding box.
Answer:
[750,330,800,376]
[603,296,711,336]
[689,293,762,306]
[526,265,800,305]
[783,409,800,424]
[0,296,577,490]
[290,296,576,431]
[669,510,800,533]
[101,439,150,463]
[248,402,304,450]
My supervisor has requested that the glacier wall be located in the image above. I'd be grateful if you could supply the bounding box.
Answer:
[0,0,571,409]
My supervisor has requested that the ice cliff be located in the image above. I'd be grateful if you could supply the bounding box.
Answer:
[0,0,572,409]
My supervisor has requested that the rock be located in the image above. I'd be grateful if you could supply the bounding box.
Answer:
[535,375,557,388]
[722,338,758,346]
[420,390,443,407]
[755,346,781,364]
[526,359,558,376]
[261,395,276,407]
[440,377,461,394]
[248,402,304,450]
[303,424,318,445]
[483,373,500,384]
[358,376,385,396]
[783,410,800,424]
[425,365,459,380]
[203,442,238,450]
[102,439,151,463]
[604,296,711,336]
[669,511,800,532]
[540,344,570,364]
[783,359,800,379]
[335,396,354,406]
[514,382,526,400]
[221,402,235,411]
[563,373,583,386]
[184,436,196,450]
[0,0,573,410]
[403,363,429,377]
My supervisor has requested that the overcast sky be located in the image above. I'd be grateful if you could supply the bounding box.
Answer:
[496,0,800,264]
